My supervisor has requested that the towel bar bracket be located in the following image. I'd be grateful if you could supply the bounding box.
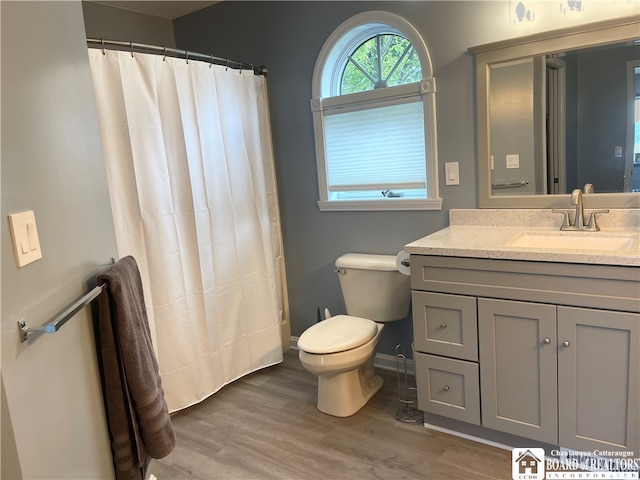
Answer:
[17,319,57,342]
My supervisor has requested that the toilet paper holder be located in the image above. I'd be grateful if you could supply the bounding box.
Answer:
[395,344,423,424]
[395,251,411,276]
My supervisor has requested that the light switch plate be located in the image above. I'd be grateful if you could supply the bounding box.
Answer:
[445,162,460,185]
[8,210,43,267]
[506,154,520,169]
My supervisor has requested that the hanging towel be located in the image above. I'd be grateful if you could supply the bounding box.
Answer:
[96,256,175,480]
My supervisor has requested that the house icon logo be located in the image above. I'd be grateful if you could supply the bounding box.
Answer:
[512,448,545,480]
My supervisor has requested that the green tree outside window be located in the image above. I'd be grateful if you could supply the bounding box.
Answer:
[341,34,421,94]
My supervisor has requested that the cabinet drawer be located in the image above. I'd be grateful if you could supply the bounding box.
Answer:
[412,291,478,361]
[415,353,480,425]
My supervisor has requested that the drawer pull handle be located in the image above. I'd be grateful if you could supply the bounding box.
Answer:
[543,338,551,345]
[562,341,571,348]
[443,385,450,392]
[440,323,447,329]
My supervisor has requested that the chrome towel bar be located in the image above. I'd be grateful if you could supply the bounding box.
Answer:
[491,180,529,189]
[18,284,105,343]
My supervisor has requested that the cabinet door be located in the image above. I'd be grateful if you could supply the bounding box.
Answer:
[558,307,639,455]
[478,298,558,444]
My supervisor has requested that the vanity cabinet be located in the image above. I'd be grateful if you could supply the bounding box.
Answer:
[411,255,640,454]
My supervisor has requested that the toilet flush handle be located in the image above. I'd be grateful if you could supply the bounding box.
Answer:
[334,268,346,275]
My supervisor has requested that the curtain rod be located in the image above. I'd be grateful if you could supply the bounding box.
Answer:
[87,38,267,76]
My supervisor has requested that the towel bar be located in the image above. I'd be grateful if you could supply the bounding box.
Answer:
[491,180,529,189]
[18,284,105,343]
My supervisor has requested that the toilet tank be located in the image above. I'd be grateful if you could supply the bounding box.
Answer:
[335,253,411,322]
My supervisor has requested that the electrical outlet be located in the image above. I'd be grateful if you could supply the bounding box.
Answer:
[614,146,623,158]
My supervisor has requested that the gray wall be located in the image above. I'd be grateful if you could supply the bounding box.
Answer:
[490,60,536,195]
[173,1,506,356]
[2,1,117,477]
[81,1,640,359]
[1,1,634,477]
[82,1,176,47]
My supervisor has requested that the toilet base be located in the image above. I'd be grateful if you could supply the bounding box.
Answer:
[299,321,385,417]
[316,367,384,417]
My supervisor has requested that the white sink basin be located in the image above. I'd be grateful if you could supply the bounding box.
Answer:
[508,232,636,251]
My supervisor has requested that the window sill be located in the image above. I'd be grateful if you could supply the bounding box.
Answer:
[317,198,442,212]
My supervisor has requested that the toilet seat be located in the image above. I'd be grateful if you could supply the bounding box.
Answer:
[297,315,377,354]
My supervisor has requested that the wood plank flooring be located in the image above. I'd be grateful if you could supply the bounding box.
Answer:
[150,349,512,479]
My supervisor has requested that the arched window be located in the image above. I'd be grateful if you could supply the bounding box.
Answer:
[341,33,421,94]
[311,12,441,211]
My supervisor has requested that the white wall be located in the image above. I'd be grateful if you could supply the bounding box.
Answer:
[1,1,117,478]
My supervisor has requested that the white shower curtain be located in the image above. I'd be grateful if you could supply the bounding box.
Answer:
[88,49,288,412]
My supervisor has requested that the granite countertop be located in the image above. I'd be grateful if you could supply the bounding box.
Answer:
[405,209,640,267]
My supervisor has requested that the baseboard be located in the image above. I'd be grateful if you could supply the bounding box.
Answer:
[289,336,415,376]
[423,422,513,452]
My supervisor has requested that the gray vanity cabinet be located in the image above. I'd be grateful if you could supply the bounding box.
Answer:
[411,255,639,454]
[479,299,639,451]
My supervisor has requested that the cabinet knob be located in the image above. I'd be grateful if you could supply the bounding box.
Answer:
[562,340,571,348]
[543,338,551,345]
[440,323,447,329]
[443,385,450,392]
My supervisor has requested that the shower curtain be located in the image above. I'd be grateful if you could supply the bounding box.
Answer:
[88,49,288,412]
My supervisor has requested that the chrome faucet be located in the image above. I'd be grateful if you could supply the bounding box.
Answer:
[570,189,585,229]
[552,185,609,231]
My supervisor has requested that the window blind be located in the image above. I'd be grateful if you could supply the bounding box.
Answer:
[324,100,426,194]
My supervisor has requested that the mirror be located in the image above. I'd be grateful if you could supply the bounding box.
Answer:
[472,16,640,208]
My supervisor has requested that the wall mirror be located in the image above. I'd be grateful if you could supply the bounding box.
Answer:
[471,16,640,208]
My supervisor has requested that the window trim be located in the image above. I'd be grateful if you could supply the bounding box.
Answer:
[311,11,441,211]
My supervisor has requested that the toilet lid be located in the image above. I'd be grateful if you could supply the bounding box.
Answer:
[297,315,378,354]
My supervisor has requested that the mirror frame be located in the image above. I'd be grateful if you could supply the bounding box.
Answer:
[471,15,640,209]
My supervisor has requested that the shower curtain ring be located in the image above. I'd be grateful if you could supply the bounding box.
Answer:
[130,41,134,57]
[101,38,106,55]
[162,45,167,61]
[209,54,214,68]
[185,50,189,64]
[226,58,229,71]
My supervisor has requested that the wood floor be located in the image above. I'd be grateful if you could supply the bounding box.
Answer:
[150,349,512,480]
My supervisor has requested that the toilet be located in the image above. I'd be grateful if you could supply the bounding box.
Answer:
[297,253,411,417]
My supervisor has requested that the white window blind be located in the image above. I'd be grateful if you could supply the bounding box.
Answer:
[324,100,426,198]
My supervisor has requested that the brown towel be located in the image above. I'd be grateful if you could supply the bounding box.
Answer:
[97,256,175,480]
